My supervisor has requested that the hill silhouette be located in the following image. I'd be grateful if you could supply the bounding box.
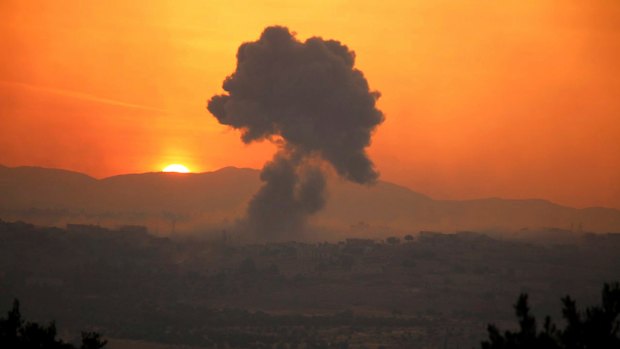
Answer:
[1,165,619,237]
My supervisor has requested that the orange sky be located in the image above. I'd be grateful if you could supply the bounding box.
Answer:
[1,1,619,209]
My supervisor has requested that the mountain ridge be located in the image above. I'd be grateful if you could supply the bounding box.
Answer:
[1,164,619,236]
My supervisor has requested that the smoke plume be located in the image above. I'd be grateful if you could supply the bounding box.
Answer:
[207,26,384,239]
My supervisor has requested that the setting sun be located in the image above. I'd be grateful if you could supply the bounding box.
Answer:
[162,164,190,173]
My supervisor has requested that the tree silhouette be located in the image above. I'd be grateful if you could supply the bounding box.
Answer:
[0,299,107,349]
[80,332,107,349]
[482,282,620,349]
[386,236,400,245]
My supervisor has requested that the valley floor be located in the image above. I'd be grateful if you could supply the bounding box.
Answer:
[1,220,619,348]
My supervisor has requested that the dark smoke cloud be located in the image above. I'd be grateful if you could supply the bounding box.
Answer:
[245,151,326,236]
[208,26,384,239]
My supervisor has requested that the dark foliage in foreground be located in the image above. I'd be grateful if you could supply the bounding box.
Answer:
[0,299,107,349]
[482,282,620,349]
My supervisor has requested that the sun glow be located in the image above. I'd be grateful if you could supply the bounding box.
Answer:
[162,164,190,173]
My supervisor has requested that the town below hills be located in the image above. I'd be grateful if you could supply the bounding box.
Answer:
[1,164,619,240]
[1,218,619,348]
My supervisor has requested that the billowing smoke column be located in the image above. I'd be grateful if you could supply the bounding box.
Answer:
[208,26,384,239]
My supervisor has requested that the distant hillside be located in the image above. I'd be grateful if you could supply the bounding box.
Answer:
[1,165,619,236]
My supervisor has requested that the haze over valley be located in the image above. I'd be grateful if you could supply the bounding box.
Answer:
[2,165,619,240]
